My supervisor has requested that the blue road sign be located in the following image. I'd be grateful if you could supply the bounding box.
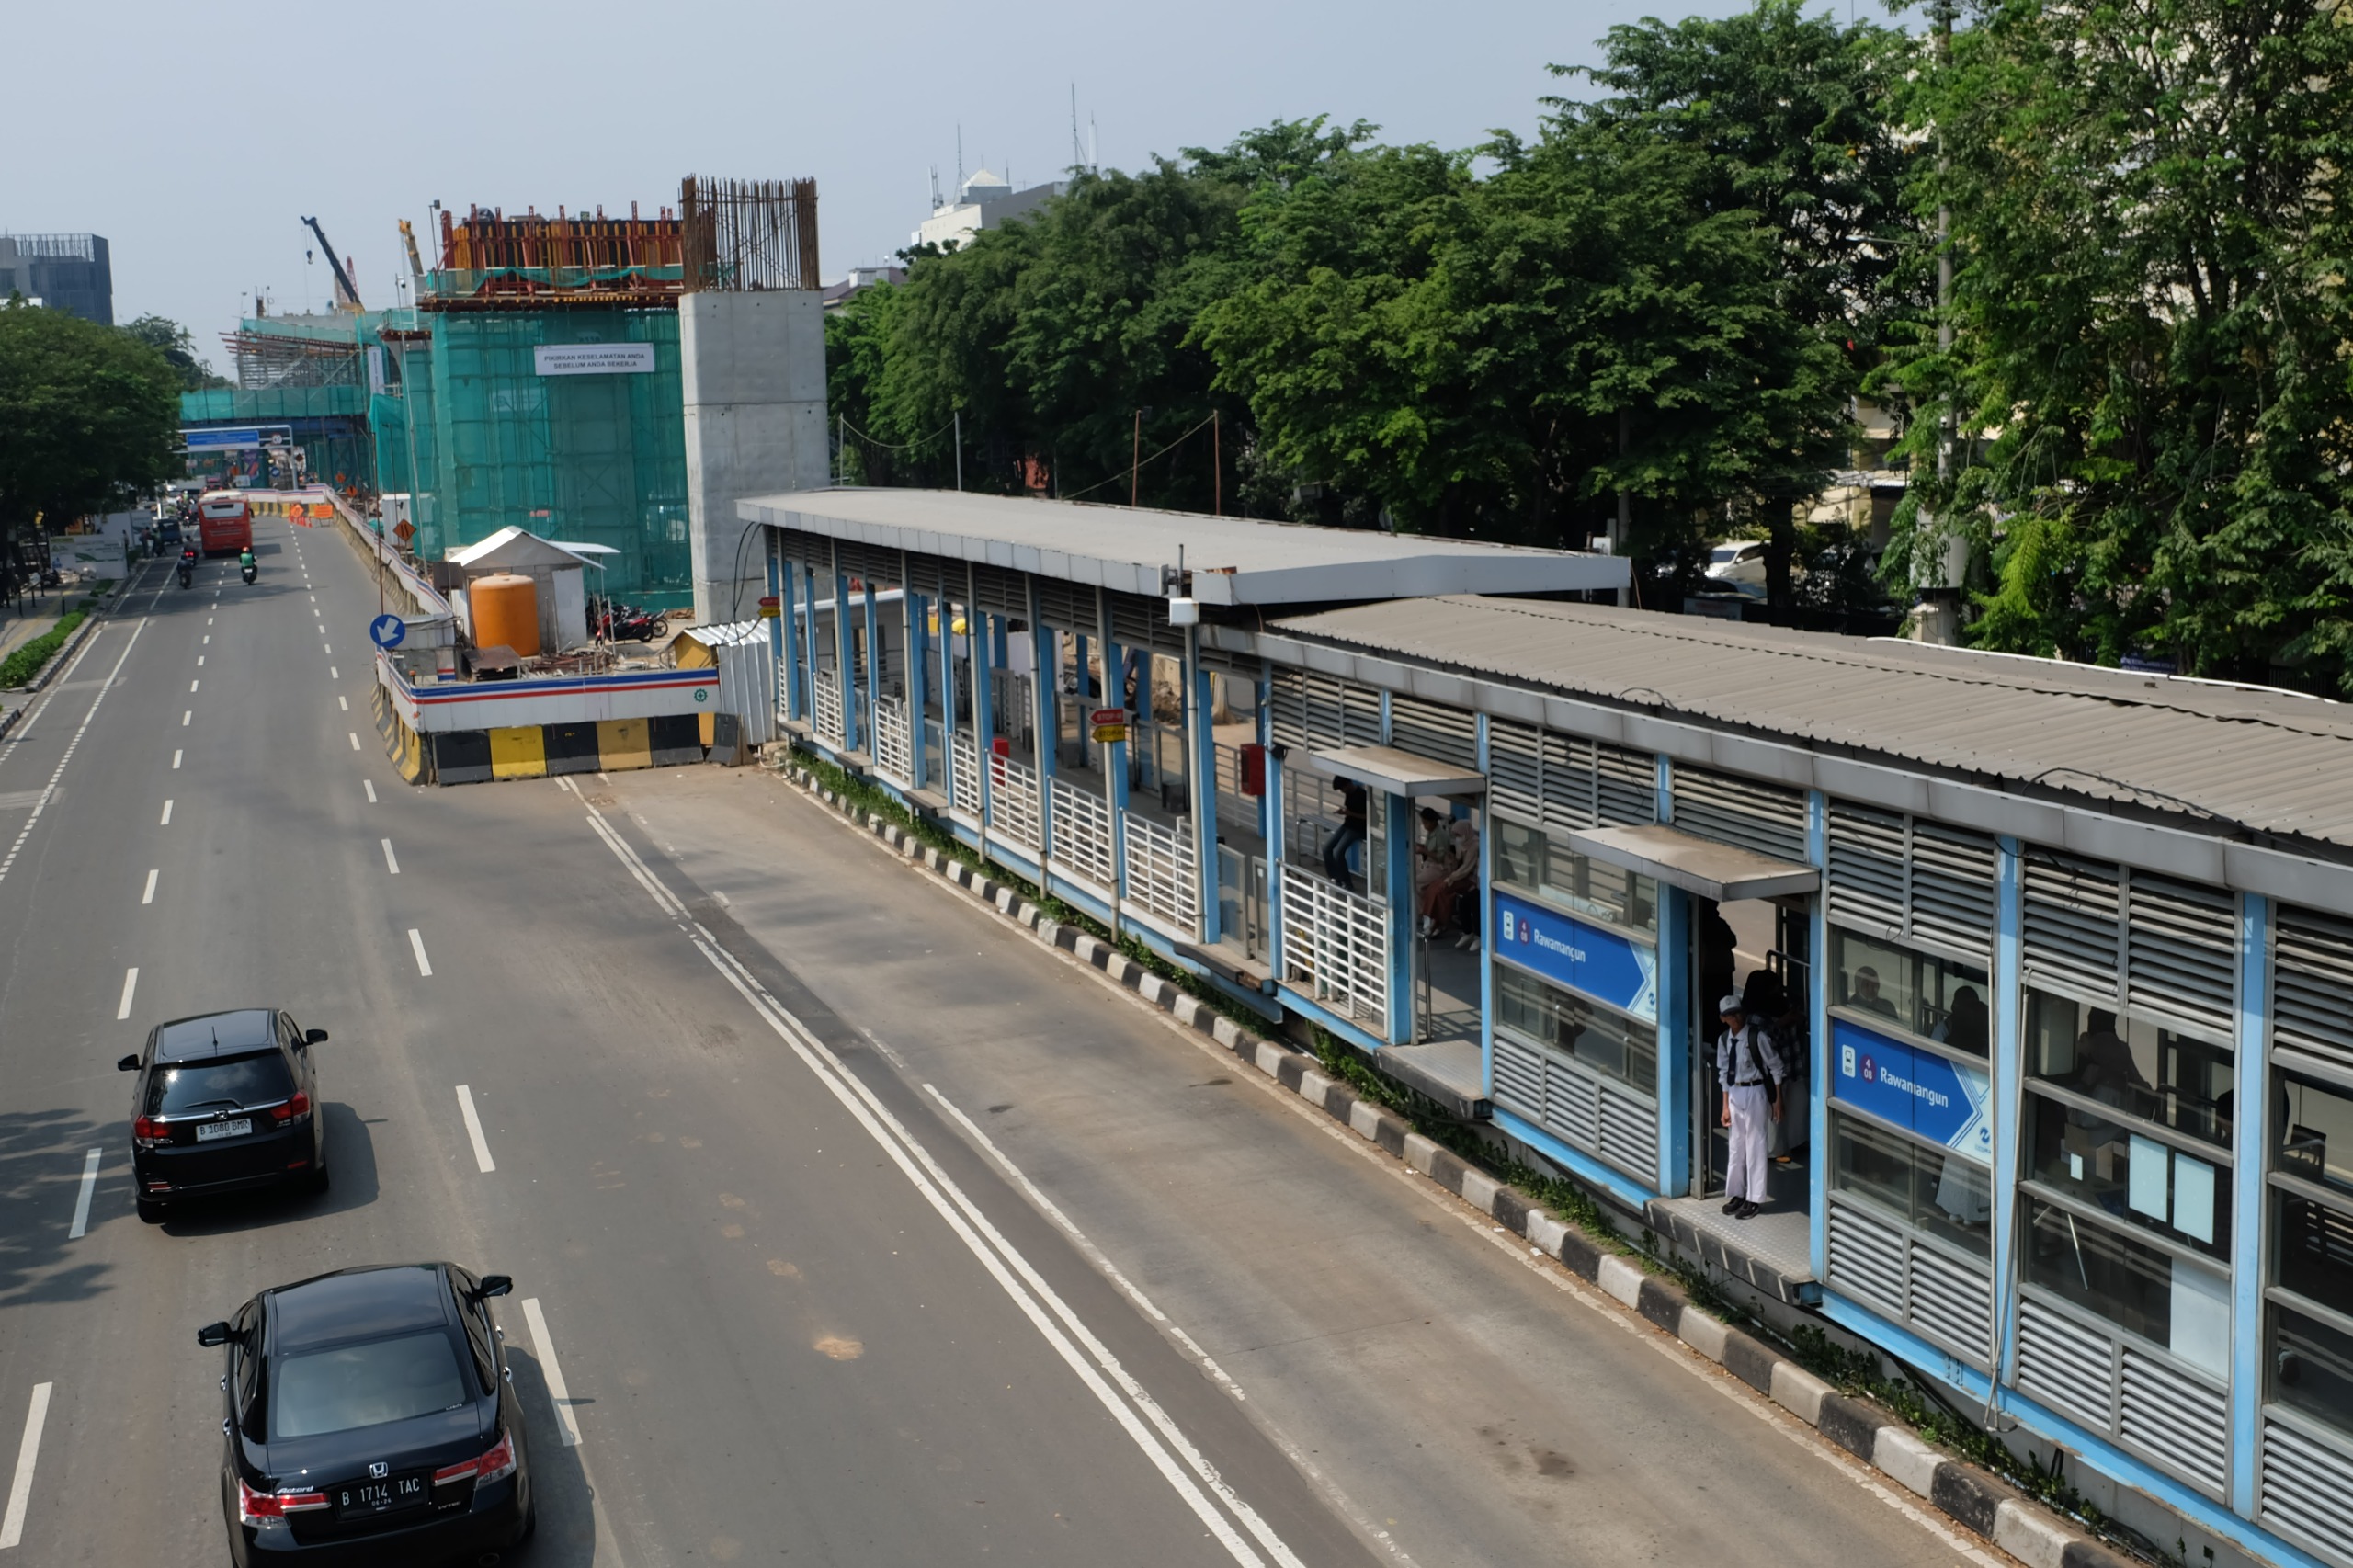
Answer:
[369,614,407,650]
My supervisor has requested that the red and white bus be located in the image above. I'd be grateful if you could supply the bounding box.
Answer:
[195,491,254,557]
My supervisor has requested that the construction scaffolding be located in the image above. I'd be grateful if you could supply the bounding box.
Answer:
[424,205,685,310]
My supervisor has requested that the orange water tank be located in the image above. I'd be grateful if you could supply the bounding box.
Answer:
[471,573,541,657]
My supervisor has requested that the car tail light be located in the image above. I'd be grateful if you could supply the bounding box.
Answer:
[268,1093,311,1123]
[434,1428,516,1488]
[236,1476,328,1523]
[132,1115,168,1148]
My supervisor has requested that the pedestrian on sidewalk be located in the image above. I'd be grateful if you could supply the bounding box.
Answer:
[1323,776,1369,891]
[1716,991,1786,1220]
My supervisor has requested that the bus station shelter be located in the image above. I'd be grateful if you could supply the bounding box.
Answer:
[741,485,2353,1568]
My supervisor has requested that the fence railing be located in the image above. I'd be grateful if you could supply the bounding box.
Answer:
[1218,844,1268,960]
[1279,865,1389,1032]
[1123,810,1199,934]
[992,754,1043,852]
[872,694,914,783]
[813,667,845,748]
[1048,777,1119,893]
[949,732,982,819]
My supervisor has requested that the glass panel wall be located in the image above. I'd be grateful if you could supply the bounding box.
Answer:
[1830,928,1989,1055]
[1496,967,1655,1095]
[2268,1066,2353,1440]
[1832,1110,1992,1256]
[1493,821,1657,941]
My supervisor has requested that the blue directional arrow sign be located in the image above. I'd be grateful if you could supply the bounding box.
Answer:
[369,614,407,650]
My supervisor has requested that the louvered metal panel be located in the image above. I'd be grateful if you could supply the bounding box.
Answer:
[1489,719,1541,824]
[1492,1033,1544,1118]
[2023,851,2125,1001]
[1911,824,1997,964]
[2125,874,2238,1041]
[972,564,1028,619]
[2119,1347,2229,1492]
[1342,684,1382,746]
[1827,804,1907,937]
[1597,1085,1655,1180]
[2277,905,2353,1074]
[1538,733,1596,830]
[1907,1244,1993,1367]
[1033,578,1093,632]
[2018,1296,2116,1430]
[1827,1200,1908,1318]
[1389,695,1478,770]
[1671,767,1807,862]
[2262,1412,2353,1567]
[1268,668,1311,749]
[1543,1061,1601,1152]
[1592,742,1657,826]
[1108,590,1185,653]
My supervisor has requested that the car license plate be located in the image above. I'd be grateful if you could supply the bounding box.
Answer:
[336,1471,427,1516]
[193,1119,252,1142]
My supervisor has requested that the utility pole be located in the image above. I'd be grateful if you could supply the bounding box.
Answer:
[1131,409,1142,507]
[953,410,962,492]
[1212,410,1222,517]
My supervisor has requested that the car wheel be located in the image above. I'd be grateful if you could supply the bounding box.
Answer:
[136,1197,165,1224]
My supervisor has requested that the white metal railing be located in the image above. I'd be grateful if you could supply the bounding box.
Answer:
[873,694,913,782]
[813,667,845,747]
[949,731,982,819]
[1280,864,1389,1031]
[992,754,1043,852]
[1123,810,1199,933]
[1049,776,1118,892]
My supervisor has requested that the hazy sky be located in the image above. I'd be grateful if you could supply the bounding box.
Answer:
[14,0,1753,362]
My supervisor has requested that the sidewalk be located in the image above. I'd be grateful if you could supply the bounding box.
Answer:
[595,762,2014,1568]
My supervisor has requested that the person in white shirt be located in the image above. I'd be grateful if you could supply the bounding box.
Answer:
[1716,993,1788,1219]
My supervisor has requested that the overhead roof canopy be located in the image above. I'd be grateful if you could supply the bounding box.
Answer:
[1564,824,1818,902]
[736,488,1628,607]
[1303,743,1486,797]
[1259,596,2353,855]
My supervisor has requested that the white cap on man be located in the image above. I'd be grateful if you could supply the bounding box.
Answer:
[1717,994,1745,1017]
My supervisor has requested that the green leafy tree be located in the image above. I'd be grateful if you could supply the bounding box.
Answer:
[1893,0,2353,688]
[120,313,230,392]
[0,301,181,595]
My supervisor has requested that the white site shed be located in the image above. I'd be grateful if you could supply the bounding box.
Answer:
[443,528,612,652]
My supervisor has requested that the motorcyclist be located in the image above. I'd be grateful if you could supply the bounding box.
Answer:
[177,545,197,587]
[239,547,257,582]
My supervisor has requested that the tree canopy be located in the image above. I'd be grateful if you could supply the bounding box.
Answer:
[120,313,230,392]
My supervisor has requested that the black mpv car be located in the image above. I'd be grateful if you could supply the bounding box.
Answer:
[120,1008,326,1220]
[200,1263,535,1565]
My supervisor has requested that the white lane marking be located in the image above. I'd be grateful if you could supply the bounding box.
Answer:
[711,888,731,908]
[309,595,315,603]
[158,800,172,826]
[0,623,142,885]
[519,1300,579,1447]
[66,1150,99,1239]
[313,608,321,618]
[206,617,212,626]
[115,968,137,1020]
[363,779,377,803]
[337,695,347,711]
[329,666,338,679]
[408,928,432,975]
[202,635,209,644]
[347,733,359,751]
[171,750,181,769]
[196,656,204,667]
[141,869,156,904]
[0,1382,52,1549]
[188,679,197,692]
[381,838,400,875]
[575,806,1298,1567]
[455,1085,495,1172]
[323,643,332,654]
[180,710,189,727]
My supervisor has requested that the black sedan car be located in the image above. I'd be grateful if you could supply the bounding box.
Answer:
[120,1008,326,1221]
[200,1263,535,1565]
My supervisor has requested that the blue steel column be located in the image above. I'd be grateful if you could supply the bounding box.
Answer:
[1188,631,1221,943]
[1099,596,1130,916]
[1809,790,1832,1278]
[1383,790,1414,1045]
[861,575,881,758]
[2230,893,2269,1517]
[973,608,996,831]
[1657,887,1692,1196]
[906,588,930,790]
[1991,836,2026,1392]
[1478,717,1496,1099]
[833,556,859,755]
[768,540,794,725]
[938,591,961,810]
[1258,665,1279,974]
[801,562,820,728]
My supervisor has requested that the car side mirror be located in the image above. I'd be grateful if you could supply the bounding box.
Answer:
[304,1028,328,1045]
[117,1054,140,1072]
[472,1275,513,1300]
[197,1321,232,1347]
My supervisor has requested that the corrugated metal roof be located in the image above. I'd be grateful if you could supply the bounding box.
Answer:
[1266,597,2353,849]
[736,488,1628,606]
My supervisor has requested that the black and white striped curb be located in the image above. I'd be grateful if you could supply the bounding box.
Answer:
[779,760,2133,1568]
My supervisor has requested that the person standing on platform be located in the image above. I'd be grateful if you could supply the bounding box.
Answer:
[1716,992,1787,1219]
[1324,777,1369,891]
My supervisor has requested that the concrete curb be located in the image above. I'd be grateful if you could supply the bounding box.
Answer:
[775,760,2135,1568]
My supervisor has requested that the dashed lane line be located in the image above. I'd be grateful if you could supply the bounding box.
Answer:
[381,838,400,875]
[363,779,376,803]
[158,800,172,826]
[519,1301,579,1446]
[66,1150,99,1240]
[142,869,156,904]
[0,1381,51,1549]
[455,1085,494,1172]
[115,968,136,1021]
[408,928,432,976]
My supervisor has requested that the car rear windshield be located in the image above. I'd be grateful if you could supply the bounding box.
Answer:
[146,1051,293,1117]
[271,1331,470,1438]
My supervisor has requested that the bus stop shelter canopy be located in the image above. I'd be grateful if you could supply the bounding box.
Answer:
[1564,823,1819,903]
[1299,743,1486,798]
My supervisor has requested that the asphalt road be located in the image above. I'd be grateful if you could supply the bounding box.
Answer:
[0,515,1996,1568]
